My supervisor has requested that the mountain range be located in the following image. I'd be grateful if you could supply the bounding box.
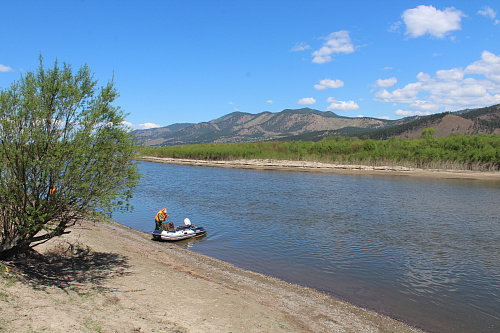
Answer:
[133,104,500,146]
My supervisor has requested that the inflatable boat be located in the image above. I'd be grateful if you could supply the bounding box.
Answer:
[151,218,207,242]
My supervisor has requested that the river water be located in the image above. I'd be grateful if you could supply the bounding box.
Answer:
[117,161,500,333]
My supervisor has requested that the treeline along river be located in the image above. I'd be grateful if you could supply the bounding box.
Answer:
[118,161,500,333]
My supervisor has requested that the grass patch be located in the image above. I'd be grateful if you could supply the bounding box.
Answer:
[0,265,17,287]
[0,290,9,300]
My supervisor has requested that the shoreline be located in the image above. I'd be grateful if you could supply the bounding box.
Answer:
[1,219,423,332]
[139,156,500,181]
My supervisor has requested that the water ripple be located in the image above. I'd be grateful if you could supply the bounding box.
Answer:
[117,162,500,333]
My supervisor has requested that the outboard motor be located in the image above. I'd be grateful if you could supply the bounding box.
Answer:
[184,218,192,228]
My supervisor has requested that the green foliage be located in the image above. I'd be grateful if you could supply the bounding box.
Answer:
[0,55,141,259]
[140,134,500,171]
[421,128,436,139]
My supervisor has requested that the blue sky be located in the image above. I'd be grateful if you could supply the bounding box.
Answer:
[1,1,500,130]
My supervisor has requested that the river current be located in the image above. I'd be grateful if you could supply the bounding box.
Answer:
[117,161,500,333]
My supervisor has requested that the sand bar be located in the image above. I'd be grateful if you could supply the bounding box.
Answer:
[1,219,424,332]
[140,156,500,182]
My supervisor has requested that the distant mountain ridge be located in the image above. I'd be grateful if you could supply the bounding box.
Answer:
[133,105,500,146]
[347,103,500,140]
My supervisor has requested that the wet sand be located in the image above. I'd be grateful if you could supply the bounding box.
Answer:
[1,219,424,332]
[140,156,500,182]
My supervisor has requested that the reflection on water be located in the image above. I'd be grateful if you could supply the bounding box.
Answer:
[118,161,500,333]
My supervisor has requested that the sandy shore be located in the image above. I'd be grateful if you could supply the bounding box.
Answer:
[1,219,423,332]
[139,156,500,182]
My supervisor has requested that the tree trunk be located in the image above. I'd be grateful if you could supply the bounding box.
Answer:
[0,236,31,260]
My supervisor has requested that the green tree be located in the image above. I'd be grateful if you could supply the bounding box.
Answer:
[421,128,436,139]
[0,56,141,260]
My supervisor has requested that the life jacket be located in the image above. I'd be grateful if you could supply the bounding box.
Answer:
[155,208,167,222]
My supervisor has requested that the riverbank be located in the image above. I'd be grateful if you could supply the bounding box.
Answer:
[140,156,500,181]
[1,219,423,332]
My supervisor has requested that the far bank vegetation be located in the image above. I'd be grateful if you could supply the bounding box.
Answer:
[140,131,500,172]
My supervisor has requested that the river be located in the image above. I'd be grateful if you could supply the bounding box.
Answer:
[117,161,500,333]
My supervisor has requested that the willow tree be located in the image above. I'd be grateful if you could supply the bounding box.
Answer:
[0,56,141,259]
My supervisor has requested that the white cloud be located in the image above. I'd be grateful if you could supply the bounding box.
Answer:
[402,5,464,38]
[478,6,499,24]
[374,77,397,88]
[395,110,413,116]
[137,122,162,130]
[290,42,310,52]
[373,51,500,113]
[465,50,500,84]
[374,82,421,104]
[395,109,432,117]
[415,111,432,116]
[478,6,496,19]
[122,121,162,130]
[436,68,464,81]
[410,100,440,111]
[0,64,13,72]
[228,102,235,105]
[233,108,240,111]
[121,121,134,130]
[266,100,273,104]
[326,97,359,111]
[314,78,344,90]
[312,31,355,64]
[297,97,316,105]
[390,21,402,33]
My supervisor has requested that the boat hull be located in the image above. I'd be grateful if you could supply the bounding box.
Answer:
[151,226,207,242]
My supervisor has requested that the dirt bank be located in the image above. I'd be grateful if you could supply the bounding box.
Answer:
[1,219,423,332]
[139,156,500,182]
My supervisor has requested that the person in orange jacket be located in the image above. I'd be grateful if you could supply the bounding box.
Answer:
[155,208,169,230]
